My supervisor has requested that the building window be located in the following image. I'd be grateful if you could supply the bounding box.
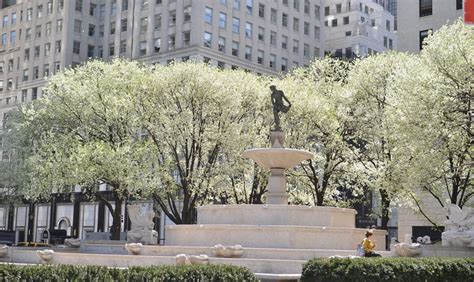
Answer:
[44,43,50,56]
[7,59,13,72]
[33,66,39,80]
[324,6,330,16]
[74,19,82,33]
[154,14,161,30]
[314,5,320,20]
[24,49,30,61]
[27,8,33,21]
[2,15,7,27]
[233,0,240,10]
[269,54,276,69]
[169,10,176,26]
[232,17,240,33]
[183,31,190,47]
[32,87,38,100]
[87,44,95,57]
[386,20,390,31]
[21,89,27,102]
[140,18,148,33]
[257,50,264,65]
[110,22,116,35]
[259,3,265,18]
[43,64,49,77]
[154,38,161,53]
[304,22,309,35]
[25,28,32,41]
[120,40,127,53]
[257,26,265,41]
[293,39,299,54]
[10,31,15,46]
[122,0,129,10]
[23,69,29,81]
[141,0,148,9]
[343,16,349,25]
[73,41,80,54]
[245,45,252,60]
[11,12,16,25]
[282,13,288,27]
[121,19,127,32]
[294,0,300,10]
[34,46,40,59]
[281,58,287,72]
[184,6,191,22]
[204,7,213,24]
[281,35,288,49]
[332,19,337,27]
[419,0,432,17]
[203,32,212,47]
[218,36,225,52]
[345,31,351,36]
[271,8,277,23]
[457,0,463,10]
[75,0,83,12]
[245,22,252,38]
[345,47,352,59]
[168,34,175,50]
[219,12,226,28]
[336,3,342,13]
[1,33,5,46]
[54,61,61,73]
[109,43,115,56]
[246,0,253,14]
[139,41,146,56]
[383,36,388,47]
[304,0,310,14]
[57,19,63,32]
[304,44,310,58]
[270,31,276,45]
[389,38,393,50]
[232,41,239,56]
[46,22,52,35]
[293,18,299,32]
[419,29,431,50]
[55,40,61,53]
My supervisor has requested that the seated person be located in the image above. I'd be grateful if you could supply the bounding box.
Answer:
[362,230,381,257]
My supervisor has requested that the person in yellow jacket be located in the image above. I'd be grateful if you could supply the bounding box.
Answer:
[362,230,381,257]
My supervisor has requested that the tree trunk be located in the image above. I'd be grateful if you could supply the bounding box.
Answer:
[110,196,123,240]
[379,189,390,230]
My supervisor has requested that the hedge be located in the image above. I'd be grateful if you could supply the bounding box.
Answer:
[0,264,257,281]
[301,257,474,282]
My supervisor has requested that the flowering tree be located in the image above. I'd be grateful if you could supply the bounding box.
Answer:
[133,63,267,223]
[5,60,153,239]
[280,58,366,206]
[389,21,473,226]
[345,52,416,229]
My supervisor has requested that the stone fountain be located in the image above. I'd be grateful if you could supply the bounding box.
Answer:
[165,86,387,250]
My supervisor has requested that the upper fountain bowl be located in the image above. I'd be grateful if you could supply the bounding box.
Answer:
[242,148,314,170]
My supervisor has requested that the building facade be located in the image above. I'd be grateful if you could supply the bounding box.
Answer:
[397,0,464,53]
[0,0,325,243]
[323,0,396,58]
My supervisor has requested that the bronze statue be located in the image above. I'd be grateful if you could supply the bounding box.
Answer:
[270,85,291,130]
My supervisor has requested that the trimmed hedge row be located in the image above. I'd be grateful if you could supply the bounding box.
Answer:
[0,264,257,281]
[301,257,474,282]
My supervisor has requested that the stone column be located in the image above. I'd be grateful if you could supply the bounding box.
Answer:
[267,168,288,204]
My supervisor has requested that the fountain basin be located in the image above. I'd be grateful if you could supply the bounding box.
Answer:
[197,204,356,228]
[242,148,313,169]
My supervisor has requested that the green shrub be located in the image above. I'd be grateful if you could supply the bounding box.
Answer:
[0,264,257,282]
[301,257,474,282]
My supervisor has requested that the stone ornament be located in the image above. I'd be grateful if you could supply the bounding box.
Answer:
[391,243,421,257]
[416,236,431,244]
[64,238,81,248]
[0,244,8,258]
[442,204,474,247]
[329,255,362,259]
[127,205,158,245]
[37,249,55,264]
[125,243,143,255]
[212,244,244,258]
[176,254,209,265]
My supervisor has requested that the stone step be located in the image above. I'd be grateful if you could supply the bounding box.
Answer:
[5,249,308,274]
[80,243,392,260]
[165,224,387,250]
